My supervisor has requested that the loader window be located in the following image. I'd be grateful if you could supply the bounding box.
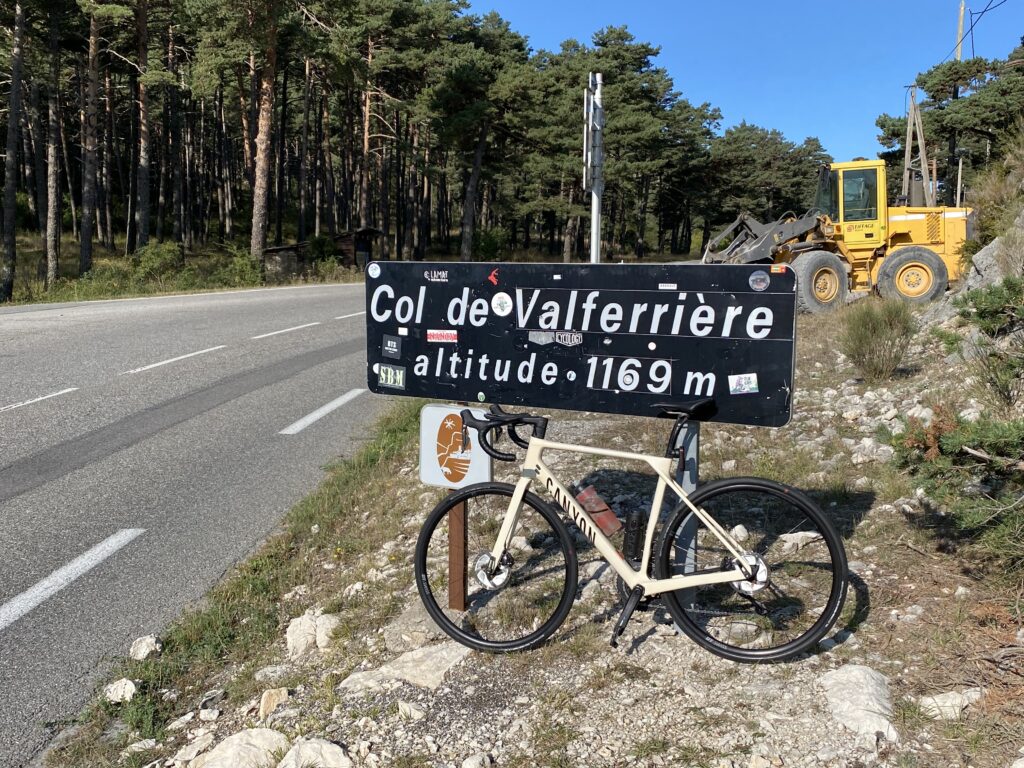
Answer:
[842,169,878,221]
[814,169,839,220]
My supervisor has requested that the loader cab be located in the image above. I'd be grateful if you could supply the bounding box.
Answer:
[814,160,887,254]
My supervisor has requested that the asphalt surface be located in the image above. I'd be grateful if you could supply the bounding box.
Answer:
[0,284,385,767]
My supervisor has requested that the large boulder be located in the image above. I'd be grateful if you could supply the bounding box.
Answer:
[819,664,899,743]
[189,728,289,768]
[276,738,353,768]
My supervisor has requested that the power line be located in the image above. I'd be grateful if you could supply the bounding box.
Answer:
[940,0,1009,64]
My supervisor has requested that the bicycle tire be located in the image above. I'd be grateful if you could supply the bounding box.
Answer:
[655,477,848,663]
[414,482,578,652]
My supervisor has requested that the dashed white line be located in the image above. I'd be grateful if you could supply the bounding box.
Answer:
[0,387,80,414]
[335,311,366,320]
[252,322,321,340]
[279,389,366,435]
[0,529,145,632]
[120,345,227,375]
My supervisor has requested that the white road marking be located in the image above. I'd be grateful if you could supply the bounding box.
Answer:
[0,387,80,414]
[252,322,321,340]
[120,345,227,375]
[335,311,366,320]
[279,389,366,435]
[0,529,145,632]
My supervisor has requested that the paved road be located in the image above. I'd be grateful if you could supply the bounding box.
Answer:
[0,284,384,767]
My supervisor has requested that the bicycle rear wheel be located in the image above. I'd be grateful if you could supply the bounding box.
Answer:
[655,477,848,663]
[414,482,577,652]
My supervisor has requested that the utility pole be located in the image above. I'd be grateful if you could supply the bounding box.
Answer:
[583,73,604,264]
[948,0,966,204]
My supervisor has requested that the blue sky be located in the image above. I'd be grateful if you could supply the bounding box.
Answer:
[467,0,1024,161]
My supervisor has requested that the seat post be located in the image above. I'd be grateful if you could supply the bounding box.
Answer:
[671,417,699,617]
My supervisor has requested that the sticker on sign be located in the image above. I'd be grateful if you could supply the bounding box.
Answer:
[419,405,493,488]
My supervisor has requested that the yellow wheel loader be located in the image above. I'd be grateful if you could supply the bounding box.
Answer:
[703,159,974,312]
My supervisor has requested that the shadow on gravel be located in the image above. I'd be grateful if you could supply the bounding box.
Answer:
[565,469,875,652]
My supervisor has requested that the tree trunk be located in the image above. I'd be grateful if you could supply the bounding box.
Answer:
[169,28,183,244]
[358,39,373,230]
[274,62,287,246]
[1,2,25,301]
[459,121,488,262]
[298,57,311,241]
[46,13,61,286]
[102,67,115,249]
[29,83,47,236]
[135,0,150,249]
[80,13,100,275]
[235,65,255,190]
[249,26,278,264]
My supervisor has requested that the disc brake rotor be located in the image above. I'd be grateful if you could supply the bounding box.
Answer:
[474,552,510,590]
[730,553,770,595]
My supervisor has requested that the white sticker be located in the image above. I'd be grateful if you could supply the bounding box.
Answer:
[491,292,513,317]
[427,329,458,343]
[728,373,759,395]
[749,270,771,292]
[367,263,381,278]
[658,283,677,290]
[397,327,409,337]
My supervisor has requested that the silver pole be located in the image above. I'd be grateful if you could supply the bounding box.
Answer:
[589,73,603,265]
[956,155,964,208]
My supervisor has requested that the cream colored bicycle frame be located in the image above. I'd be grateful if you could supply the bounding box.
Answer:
[488,437,750,597]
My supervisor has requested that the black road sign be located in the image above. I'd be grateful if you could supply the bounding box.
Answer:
[365,261,797,427]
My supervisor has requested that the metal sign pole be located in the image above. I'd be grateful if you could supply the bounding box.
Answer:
[585,72,604,264]
[673,422,699,614]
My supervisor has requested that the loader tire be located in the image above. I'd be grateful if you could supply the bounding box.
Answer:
[792,251,848,313]
[878,247,948,304]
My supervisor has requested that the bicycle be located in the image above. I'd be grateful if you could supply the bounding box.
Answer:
[414,399,849,663]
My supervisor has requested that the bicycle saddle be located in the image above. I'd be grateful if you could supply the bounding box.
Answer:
[654,397,716,421]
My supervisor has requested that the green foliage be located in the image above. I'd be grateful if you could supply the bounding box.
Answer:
[892,412,1024,570]
[876,49,1024,200]
[474,227,508,260]
[962,335,1024,408]
[133,242,183,283]
[307,235,336,261]
[955,276,1024,336]
[839,299,918,382]
[929,326,963,356]
[217,248,263,287]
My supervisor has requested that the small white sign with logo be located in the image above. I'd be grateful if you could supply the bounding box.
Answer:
[419,405,493,489]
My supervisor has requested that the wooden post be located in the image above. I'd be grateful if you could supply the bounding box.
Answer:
[448,498,468,610]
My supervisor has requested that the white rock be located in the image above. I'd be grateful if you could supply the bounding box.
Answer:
[189,729,289,768]
[129,635,162,661]
[954,586,970,599]
[174,731,214,764]
[286,613,318,659]
[778,531,823,555]
[730,524,749,543]
[919,688,984,720]
[721,459,737,471]
[461,754,492,768]
[254,665,291,683]
[122,738,156,756]
[819,664,899,743]
[276,738,353,768]
[316,614,342,649]
[339,641,472,692]
[167,711,195,731]
[199,708,220,722]
[1012,760,1024,768]
[343,582,365,598]
[103,678,136,704]
[259,688,289,720]
[383,601,446,653]
[398,701,427,721]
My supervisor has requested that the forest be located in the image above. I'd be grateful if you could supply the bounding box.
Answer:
[1,1,1023,303]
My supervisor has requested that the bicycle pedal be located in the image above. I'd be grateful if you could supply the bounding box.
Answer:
[610,585,646,648]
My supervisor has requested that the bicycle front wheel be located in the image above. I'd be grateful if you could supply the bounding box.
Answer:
[414,483,578,653]
[655,477,848,663]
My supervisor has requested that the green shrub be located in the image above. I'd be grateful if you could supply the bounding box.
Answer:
[929,326,963,356]
[217,248,263,287]
[963,334,1024,409]
[839,299,918,382]
[474,227,508,261]
[955,276,1024,337]
[307,235,336,261]
[893,412,1024,570]
[133,242,183,284]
